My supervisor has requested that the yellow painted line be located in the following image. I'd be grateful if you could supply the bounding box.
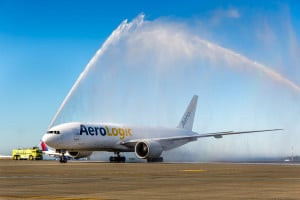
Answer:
[180,169,205,172]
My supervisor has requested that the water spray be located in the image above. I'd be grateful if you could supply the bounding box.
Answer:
[49,15,145,128]
[48,14,300,129]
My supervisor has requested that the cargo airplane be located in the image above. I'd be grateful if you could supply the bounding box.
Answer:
[42,95,281,163]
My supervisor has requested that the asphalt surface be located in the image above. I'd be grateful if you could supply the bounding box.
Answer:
[1,160,300,199]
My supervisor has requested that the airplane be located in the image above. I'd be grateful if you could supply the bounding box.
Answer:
[42,95,282,163]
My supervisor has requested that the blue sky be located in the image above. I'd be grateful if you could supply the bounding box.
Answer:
[1,1,300,159]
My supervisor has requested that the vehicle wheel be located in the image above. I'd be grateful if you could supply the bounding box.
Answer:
[17,156,20,160]
[29,155,33,160]
[13,155,17,160]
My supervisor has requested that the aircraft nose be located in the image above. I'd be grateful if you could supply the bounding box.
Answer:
[42,133,60,148]
[42,134,51,145]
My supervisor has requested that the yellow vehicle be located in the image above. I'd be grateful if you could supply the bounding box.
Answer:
[12,147,43,160]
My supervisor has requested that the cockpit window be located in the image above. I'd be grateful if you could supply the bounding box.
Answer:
[47,130,60,134]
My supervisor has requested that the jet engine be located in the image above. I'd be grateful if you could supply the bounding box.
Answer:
[68,151,92,159]
[135,140,163,159]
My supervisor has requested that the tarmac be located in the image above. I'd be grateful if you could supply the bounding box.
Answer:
[1,160,300,200]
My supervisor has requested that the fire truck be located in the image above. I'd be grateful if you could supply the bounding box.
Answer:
[12,147,43,160]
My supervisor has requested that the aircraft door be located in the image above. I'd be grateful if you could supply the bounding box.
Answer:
[73,129,80,141]
[73,128,85,148]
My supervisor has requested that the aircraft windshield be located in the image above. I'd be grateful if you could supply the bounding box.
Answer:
[46,130,60,134]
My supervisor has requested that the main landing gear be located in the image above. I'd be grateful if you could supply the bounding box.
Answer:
[109,152,126,163]
[147,157,163,162]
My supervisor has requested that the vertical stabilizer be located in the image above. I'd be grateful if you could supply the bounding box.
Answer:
[177,95,198,131]
[40,141,48,152]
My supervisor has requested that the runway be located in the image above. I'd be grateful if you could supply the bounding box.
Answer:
[1,160,300,199]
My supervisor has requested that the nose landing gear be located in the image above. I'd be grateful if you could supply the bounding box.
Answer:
[59,152,68,163]
[109,152,126,163]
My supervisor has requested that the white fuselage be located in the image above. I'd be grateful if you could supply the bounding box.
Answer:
[42,122,197,152]
[41,95,280,162]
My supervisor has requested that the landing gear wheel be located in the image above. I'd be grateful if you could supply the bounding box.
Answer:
[59,156,67,163]
[109,152,126,163]
[147,157,163,162]
[59,152,68,163]
[109,156,126,163]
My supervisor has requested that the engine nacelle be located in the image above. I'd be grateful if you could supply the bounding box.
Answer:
[135,140,163,159]
[68,151,92,159]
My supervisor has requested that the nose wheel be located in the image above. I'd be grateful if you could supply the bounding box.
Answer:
[109,152,126,163]
[59,152,68,163]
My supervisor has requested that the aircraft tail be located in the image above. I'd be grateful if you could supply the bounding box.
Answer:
[177,95,198,131]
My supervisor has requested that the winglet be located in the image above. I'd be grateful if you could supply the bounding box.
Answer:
[177,95,198,131]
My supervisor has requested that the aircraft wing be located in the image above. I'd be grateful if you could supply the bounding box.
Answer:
[120,129,283,148]
[0,155,12,159]
[42,151,61,157]
[189,129,283,139]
